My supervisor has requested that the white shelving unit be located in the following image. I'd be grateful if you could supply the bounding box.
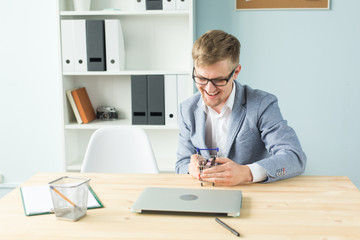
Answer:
[58,0,195,172]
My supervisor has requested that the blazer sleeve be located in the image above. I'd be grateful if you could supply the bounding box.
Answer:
[255,94,307,182]
[175,102,195,174]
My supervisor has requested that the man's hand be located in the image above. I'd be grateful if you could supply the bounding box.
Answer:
[200,158,253,186]
[188,154,200,179]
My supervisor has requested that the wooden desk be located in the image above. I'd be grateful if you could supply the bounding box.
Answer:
[1,173,360,239]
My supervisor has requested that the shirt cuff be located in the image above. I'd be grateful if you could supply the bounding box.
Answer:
[247,163,267,183]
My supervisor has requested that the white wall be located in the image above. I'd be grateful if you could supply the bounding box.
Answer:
[0,0,64,197]
[196,0,360,188]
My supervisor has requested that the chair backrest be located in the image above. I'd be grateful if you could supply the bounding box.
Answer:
[81,126,159,173]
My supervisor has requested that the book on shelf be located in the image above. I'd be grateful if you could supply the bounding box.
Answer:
[71,87,96,124]
[66,88,83,124]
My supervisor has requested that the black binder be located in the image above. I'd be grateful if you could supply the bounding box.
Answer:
[146,0,163,10]
[147,75,165,125]
[86,20,106,71]
[131,75,148,125]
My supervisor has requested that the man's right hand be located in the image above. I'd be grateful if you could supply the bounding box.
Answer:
[188,154,200,179]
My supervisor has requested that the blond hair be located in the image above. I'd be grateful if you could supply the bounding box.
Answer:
[192,30,240,69]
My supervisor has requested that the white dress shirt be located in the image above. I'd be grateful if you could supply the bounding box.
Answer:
[202,83,267,182]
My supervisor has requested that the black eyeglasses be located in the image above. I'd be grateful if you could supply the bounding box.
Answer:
[192,67,236,86]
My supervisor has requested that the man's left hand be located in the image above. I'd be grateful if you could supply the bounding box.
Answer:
[200,158,253,186]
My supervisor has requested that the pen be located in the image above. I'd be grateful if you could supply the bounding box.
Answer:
[50,186,78,208]
[215,217,240,237]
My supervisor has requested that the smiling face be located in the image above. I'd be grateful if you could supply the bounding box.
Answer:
[195,59,241,113]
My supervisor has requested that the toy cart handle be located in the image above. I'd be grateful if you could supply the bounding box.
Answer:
[196,148,219,154]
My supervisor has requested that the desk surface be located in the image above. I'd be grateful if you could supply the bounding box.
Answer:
[1,173,360,240]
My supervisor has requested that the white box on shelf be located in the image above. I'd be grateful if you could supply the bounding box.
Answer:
[73,0,91,11]
[73,20,87,72]
[132,0,146,11]
[163,0,176,10]
[164,75,178,126]
[60,20,75,72]
[176,0,189,10]
[177,74,191,105]
[105,19,125,72]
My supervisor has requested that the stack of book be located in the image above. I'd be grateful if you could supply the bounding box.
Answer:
[66,87,96,124]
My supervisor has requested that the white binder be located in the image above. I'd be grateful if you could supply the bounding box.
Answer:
[163,0,176,10]
[60,20,75,72]
[164,75,178,126]
[133,0,146,11]
[176,0,189,10]
[105,19,125,72]
[73,20,87,72]
[177,74,190,106]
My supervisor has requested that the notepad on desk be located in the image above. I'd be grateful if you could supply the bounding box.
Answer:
[20,185,104,216]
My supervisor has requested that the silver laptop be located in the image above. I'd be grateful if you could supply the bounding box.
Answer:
[130,187,242,217]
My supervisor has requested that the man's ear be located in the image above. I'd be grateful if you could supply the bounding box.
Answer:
[233,64,241,79]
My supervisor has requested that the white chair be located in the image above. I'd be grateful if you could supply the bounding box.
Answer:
[81,126,159,173]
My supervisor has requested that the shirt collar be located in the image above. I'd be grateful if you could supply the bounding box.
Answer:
[202,81,236,114]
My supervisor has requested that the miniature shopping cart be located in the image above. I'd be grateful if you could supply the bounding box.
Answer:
[196,148,219,186]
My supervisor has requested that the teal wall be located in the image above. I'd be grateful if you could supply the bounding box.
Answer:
[196,0,360,188]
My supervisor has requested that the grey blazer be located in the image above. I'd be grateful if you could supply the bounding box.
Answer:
[176,80,306,183]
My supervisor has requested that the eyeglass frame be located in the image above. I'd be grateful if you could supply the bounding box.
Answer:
[192,66,237,87]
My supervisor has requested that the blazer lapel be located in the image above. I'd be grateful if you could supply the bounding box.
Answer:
[224,81,246,157]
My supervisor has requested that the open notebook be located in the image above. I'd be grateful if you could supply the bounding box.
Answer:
[20,185,104,216]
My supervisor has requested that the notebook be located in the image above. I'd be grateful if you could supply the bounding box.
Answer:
[20,185,104,216]
[130,187,242,217]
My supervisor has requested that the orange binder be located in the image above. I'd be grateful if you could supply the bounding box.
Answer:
[71,87,96,124]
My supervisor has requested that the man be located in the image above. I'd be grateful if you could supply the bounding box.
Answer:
[176,30,306,185]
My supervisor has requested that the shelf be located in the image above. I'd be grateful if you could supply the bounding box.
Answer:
[60,10,189,16]
[65,119,179,130]
[59,0,193,174]
[63,70,191,76]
